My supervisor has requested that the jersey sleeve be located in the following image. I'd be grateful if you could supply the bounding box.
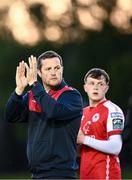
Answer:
[107,104,125,137]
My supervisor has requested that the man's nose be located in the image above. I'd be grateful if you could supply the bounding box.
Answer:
[94,84,98,89]
[50,68,56,75]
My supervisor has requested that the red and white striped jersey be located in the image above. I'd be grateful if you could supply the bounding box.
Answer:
[80,100,125,179]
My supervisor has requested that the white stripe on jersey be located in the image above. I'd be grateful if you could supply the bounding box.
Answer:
[106,155,110,180]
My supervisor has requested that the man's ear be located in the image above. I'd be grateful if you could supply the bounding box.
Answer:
[105,85,109,93]
[37,70,41,78]
[61,66,64,74]
[84,84,87,93]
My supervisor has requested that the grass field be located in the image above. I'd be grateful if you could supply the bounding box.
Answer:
[0,168,132,179]
[122,167,132,179]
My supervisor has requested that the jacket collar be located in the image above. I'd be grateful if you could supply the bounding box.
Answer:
[48,80,67,95]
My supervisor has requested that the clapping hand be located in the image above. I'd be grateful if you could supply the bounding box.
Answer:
[25,55,37,86]
[15,61,28,95]
[15,55,38,95]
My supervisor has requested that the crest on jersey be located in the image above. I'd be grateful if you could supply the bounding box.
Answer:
[83,121,91,134]
[112,118,123,130]
[92,113,100,122]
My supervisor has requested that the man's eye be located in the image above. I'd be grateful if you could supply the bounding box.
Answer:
[99,83,105,86]
[55,66,60,70]
[45,68,51,71]
[89,82,94,85]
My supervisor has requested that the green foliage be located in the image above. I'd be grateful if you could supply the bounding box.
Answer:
[1,24,132,111]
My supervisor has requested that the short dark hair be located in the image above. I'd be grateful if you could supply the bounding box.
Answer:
[84,68,110,84]
[37,50,63,69]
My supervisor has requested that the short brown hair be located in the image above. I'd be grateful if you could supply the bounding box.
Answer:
[37,50,63,69]
[84,68,110,84]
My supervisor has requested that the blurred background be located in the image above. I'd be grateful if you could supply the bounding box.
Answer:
[0,0,132,178]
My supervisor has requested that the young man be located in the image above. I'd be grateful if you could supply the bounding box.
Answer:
[5,51,83,179]
[77,68,125,179]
